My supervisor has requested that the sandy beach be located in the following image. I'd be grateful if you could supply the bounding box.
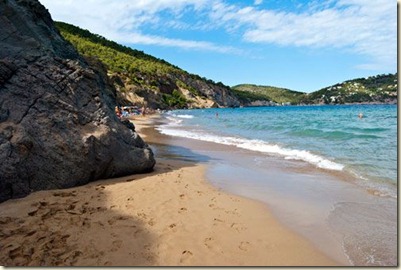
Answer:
[0,115,340,266]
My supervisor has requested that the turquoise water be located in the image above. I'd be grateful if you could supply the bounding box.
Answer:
[160,105,397,197]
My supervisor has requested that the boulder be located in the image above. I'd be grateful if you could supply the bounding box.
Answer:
[0,0,155,202]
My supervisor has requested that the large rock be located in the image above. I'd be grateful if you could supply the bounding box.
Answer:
[0,0,155,202]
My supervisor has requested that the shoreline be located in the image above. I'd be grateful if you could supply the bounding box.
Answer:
[137,114,346,266]
[0,114,340,266]
[150,111,397,266]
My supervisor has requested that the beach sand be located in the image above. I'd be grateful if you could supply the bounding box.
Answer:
[0,115,340,266]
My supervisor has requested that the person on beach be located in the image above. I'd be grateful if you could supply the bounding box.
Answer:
[115,106,122,118]
[122,109,128,118]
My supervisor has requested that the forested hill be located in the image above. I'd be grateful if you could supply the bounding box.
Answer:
[302,73,398,104]
[232,84,305,105]
[232,73,397,105]
[55,22,240,109]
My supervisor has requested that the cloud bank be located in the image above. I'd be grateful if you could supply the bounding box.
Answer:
[41,0,396,70]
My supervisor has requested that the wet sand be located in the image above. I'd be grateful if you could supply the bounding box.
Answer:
[0,115,339,266]
[150,114,397,266]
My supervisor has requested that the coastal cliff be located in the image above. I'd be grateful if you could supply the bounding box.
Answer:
[0,0,155,202]
[56,22,241,110]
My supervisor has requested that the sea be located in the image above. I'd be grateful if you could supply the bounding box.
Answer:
[155,104,397,266]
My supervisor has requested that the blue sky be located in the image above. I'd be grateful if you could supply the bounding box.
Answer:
[40,0,396,92]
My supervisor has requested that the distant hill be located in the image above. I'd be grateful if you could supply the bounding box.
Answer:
[302,73,398,104]
[55,22,240,109]
[232,74,397,105]
[231,84,306,105]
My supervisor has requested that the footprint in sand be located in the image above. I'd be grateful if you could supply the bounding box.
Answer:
[140,251,154,263]
[96,206,107,212]
[239,241,251,251]
[82,217,91,228]
[204,237,213,249]
[111,240,123,252]
[108,215,129,225]
[147,219,155,226]
[180,250,193,263]
[166,223,178,233]
[26,230,37,237]
[178,207,187,213]
[95,185,105,191]
[230,223,247,232]
[225,209,240,216]
[65,204,76,211]
[94,221,105,227]
[39,201,48,207]
[213,218,225,226]
[8,246,22,260]
[103,261,112,266]
[27,209,38,217]
[137,212,148,220]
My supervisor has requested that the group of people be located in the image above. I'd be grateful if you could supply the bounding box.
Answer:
[115,105,146,119]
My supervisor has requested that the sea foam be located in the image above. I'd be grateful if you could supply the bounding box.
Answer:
[166,112,194,119]
[157,124,344,171]
[175,114,194,119]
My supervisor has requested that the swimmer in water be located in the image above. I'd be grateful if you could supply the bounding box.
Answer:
[358,113,363,118]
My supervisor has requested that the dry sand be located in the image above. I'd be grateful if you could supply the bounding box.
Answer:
[0,115,340,266]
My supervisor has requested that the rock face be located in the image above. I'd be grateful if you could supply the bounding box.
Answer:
[178,75,241,108]
[112,71,241,110]
[0,0,155,202]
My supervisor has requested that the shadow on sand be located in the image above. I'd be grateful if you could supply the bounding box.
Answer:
[0,133,215,266]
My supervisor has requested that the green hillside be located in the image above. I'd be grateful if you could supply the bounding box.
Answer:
[232,73,397,105]
[232,84,306,105]
[55,22,239,109]
[302,73,398,104]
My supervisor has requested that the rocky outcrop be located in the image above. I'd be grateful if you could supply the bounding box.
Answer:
[178,75,240,108]
[0,0,155,202]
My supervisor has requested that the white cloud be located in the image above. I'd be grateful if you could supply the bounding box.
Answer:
[110,32,242,55]
[41,0,210,33]
[40,0,239,54]
[40,0,396,70]
[207,0,396,70]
